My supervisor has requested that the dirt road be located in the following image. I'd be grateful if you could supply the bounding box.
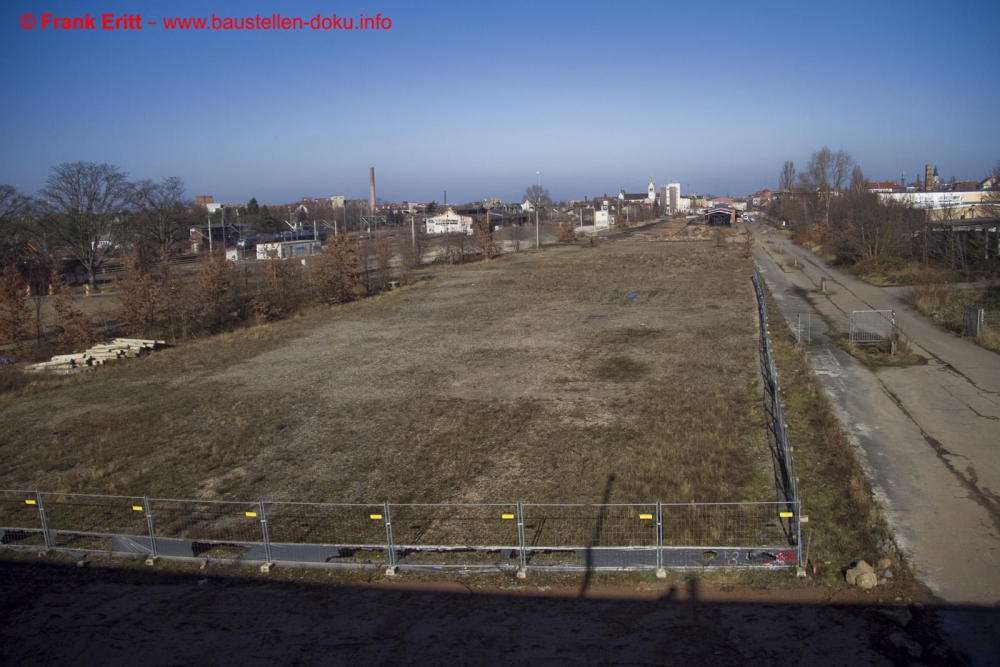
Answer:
[751,225,1000,663]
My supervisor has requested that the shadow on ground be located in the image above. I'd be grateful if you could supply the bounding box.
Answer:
[2,559,994,666]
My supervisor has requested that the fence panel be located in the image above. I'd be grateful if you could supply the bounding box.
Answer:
[389,504,520,568]
[264,502,389,565]
[40,493,151,554]
[148,499,267,561]
[849,310,894,344]
[0,490,46,548]
[521,504,658,570]
[659,502,797,568]
[962,306,983,337]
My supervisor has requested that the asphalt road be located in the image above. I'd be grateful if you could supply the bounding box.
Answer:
[750,226,1000,664]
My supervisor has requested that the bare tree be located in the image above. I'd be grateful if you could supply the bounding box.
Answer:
[36,162,135,288]
[799,147,854,226]
[0,185,30,269]
[524,184,551,207]
[778,161,796,192]
[134,176,191,261]
[848,165,867,195]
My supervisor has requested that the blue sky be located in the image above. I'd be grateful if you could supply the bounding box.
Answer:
[2,0,999,204]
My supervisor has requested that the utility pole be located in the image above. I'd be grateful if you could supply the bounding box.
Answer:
[411,213,416,251]
[207,214,212,253]
[536,171,541,250]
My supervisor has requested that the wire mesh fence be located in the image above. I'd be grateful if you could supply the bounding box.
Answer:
[0,491,801,573]
[963,306,1000,339]
[849,309,895,344]
[147,498,268,561]
[0,490,47,548]
[263,502,389,566]
[522,503,659,570]
[751,268,803,571]
[390,503,520,568]
[40,493,151,554]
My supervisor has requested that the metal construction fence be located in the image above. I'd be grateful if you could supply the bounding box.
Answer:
[963,306,1000,339]
[0,491,801,573]
[751,268,804,573]
[849,309,895,344]
[751,269,800,510]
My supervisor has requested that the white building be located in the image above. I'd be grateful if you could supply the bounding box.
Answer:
[330,195,345,208]
[667,183,681,214]
[426,208,474,235]
[594,209,613,229]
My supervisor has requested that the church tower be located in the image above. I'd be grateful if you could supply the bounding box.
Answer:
[648,177,656,203]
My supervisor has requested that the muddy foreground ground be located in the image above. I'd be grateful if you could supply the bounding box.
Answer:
[0,554,981,666]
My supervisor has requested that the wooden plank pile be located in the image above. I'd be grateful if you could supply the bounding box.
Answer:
[26,338,166,374]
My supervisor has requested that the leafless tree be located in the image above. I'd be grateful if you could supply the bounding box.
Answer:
[778,161,796,192]
[524,184,551,206]
[36,161,135,288]
[511,221,526,252]
[798,147,854,226]
[0,184,30,269]
[134,176,191,261]
[848,165,867,196]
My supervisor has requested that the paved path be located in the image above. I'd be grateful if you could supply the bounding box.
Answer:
[750,226,1000,664]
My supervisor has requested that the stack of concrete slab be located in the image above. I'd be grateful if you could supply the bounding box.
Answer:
[26,338,165,374]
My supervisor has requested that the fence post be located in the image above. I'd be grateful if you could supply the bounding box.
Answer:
[383,502,397,575]
[34,491,52,550]
[258,500,273,571]
[515,501,528,579]
[142,495,158,564]
[655,501,665,578]
[796,501,805,578]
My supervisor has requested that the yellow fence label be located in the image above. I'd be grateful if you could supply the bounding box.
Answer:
[638,514,653,520]
[779,512,794,518]
[24,499,36,505]
[245,511,257,518]
[370,514,383,520]
[501,514,515,520]
[132,506,144,512]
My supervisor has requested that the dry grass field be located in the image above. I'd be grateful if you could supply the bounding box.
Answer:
[0,239,771,506]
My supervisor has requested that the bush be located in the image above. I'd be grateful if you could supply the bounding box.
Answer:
[197,251,236,333]
[116,252,156,336]
[556,221,577,243]
[313,235,361,303]
[0,265,27,348]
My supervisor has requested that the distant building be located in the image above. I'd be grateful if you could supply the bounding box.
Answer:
[594,209,613,229]
[426,208,473,235]
[667,183,681,214]
[330,195,345,208]
[868,181,903,193]
[618,178,658,205]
